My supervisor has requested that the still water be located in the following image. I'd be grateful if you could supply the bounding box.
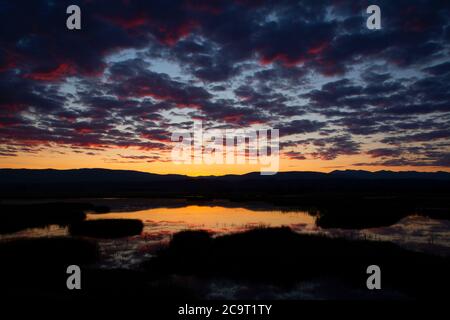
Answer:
[87,205,319,268]
[1,200,449,268]
[87,205,317,234]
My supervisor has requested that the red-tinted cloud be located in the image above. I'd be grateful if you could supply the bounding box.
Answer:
[24,63,76,81]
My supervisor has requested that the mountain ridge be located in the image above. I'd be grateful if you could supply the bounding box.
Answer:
[0,168,449,182]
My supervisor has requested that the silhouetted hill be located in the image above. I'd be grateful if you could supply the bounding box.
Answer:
[0,168,449,198]
[329,169,450,180]
[203,171,328,181]
[1,168,449,184]
[0,168,187,184]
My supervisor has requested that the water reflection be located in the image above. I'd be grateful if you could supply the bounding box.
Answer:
[0,201,449,269]
[0,224,68,241]
[84,205,318,268]
[87,205,317,235]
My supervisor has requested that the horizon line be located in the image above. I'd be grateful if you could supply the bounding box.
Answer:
[1,167,450,178]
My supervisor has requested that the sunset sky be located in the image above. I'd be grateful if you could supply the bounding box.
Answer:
[1,0,449,176]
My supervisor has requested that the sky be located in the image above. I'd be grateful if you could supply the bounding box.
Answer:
[0,0,449,176]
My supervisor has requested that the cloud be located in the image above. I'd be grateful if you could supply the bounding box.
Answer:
[367,148,403,158]
[0,0,449,169]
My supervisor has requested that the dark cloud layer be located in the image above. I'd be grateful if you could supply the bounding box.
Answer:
[0,0,449,168]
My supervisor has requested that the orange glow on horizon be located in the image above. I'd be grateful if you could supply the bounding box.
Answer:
[0,146,448,176]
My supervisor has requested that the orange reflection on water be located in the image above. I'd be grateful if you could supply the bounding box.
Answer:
[87,205,316,234]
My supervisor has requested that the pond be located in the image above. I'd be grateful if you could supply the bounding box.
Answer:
[0,199,449,269]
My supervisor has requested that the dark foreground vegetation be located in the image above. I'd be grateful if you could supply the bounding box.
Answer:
[0,237,98,295]
[0,202,108,234]
[0,227,448,300]
[69,219,144,238]
[145,227,450,299]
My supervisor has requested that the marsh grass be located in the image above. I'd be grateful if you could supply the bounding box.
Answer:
[0,203,109,234]
[145,227,450,299]
[0,237,99,294]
